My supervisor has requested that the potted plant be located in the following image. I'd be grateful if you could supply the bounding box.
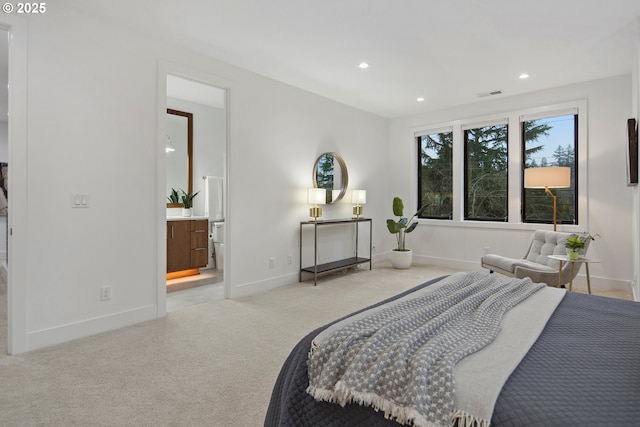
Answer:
[180,189,200,217]
[386,197,427,269]
[167,188,182,207]
[565,237,585,260]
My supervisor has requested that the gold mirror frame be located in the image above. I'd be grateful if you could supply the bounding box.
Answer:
[312,152,348,204]
[166,108,193,207]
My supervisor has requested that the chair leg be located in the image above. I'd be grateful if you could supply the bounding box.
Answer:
[489,270,494,274]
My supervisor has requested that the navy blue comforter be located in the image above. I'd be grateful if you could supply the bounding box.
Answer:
[265,276,640,426]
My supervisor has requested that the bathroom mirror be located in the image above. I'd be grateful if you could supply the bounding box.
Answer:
[313,152,348,204]
[166,108,193,206]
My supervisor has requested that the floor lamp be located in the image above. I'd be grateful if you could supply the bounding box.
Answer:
[523,166,571,231]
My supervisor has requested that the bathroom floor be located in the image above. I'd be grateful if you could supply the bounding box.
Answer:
[166,269,224,312]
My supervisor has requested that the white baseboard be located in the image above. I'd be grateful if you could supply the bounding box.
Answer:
[26,305,157,352]
[230,272,299,299]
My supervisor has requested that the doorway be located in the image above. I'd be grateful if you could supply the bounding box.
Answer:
[159,68,230,313]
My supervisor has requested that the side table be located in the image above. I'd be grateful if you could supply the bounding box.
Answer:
[547,254,601,294]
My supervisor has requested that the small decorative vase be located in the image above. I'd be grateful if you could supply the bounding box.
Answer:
[389,249,412,269]
[182,208,192,217]
[568,250,579,260]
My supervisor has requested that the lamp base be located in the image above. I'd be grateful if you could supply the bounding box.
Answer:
[310,206,322,219]
[353,205,363,218]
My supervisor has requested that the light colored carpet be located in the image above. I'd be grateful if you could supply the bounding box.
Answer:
[0,262,459,426]
[0,261,632,426]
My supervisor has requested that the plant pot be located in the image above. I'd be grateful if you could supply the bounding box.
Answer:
[567,250,580,260]
[182,208,192,217]
[389,249,412,269]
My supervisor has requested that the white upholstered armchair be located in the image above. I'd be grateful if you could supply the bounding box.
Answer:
[480,230,590,287]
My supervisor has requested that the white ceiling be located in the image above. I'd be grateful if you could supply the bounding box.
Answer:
[50,1,640,118]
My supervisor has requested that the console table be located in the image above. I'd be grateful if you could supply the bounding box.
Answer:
[299,218,372,285]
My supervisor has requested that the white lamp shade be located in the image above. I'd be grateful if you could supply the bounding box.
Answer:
[351,189,366,204]
[307,188,326,205]
[524,167,571,189]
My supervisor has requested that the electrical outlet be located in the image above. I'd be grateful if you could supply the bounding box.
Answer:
[287,255,292,265]
[269,257,275,269]
[100,286,111,301]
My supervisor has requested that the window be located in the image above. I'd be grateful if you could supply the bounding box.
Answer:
[414,102,585,228]
[417,131,453,219]
[464,123,508,221]
[522,113,577,225]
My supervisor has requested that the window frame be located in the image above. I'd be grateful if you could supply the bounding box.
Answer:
[413,100,588,232]
[416,129,454,220]
[521,112,579,226]
[462,122,509,222]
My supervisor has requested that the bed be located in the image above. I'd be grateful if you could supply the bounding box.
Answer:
[264,272,640,427]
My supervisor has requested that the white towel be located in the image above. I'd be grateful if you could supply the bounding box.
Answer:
[204,176,224,221]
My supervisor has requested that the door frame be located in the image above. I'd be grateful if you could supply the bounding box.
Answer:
[4,14,28,354]
[156,61,232,316]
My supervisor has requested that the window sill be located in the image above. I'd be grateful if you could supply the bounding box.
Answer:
[417,218,583,233]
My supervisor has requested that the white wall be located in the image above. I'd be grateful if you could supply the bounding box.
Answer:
[388,75,634,292]
[9,7,389,353]
[227,71,390,296]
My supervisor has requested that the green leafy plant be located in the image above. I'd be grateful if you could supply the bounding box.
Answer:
[179,189,200,209]
[565,232,600,250]
[167,188,180,204]
[565,237,585,250]
[386,197,428,251]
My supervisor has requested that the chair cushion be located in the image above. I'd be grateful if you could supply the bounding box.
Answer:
[481,254,518,273]
[524,230,575,267]
[512,259,557,272]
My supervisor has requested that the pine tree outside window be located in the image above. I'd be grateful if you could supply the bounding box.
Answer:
[464,123,508,221]
[417,131,453,219]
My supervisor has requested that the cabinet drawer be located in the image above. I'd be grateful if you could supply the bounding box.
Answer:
[191,229,208,249]
[191,220,208,232]
[191,248,208,268]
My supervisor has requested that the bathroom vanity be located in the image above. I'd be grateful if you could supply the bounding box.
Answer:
[166,217,208,274]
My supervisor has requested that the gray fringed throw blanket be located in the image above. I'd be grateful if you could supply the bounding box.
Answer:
[306,271,545,427]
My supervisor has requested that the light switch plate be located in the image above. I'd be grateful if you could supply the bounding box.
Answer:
[72,193,89,208]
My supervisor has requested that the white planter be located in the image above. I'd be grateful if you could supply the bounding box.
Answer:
[182,208,192,217]
[389,249,412,269]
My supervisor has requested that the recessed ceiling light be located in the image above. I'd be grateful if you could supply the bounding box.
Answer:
[519,73,530,79]
[417,97,425,102]
[358,62,369,69]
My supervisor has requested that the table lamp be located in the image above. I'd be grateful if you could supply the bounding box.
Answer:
[351,189,366,218]
[307,188,326,220]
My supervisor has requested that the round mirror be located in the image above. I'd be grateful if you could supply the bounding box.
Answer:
[313,152,348,204]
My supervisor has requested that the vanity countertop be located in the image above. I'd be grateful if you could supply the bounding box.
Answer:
[166,216,209,221]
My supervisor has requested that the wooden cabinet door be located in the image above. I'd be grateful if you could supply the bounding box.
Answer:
[191,220,209,268]
[167,221,191,273]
